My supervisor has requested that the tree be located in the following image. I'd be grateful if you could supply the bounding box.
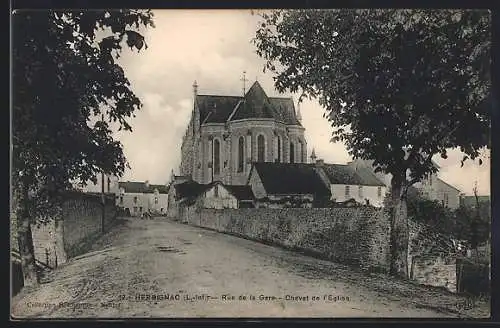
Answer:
[254,9,491,277]
[12,10,154,287]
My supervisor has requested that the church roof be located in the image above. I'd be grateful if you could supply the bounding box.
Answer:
[196,81,301,126]
[250,162,330,196]
[321,164,386,187]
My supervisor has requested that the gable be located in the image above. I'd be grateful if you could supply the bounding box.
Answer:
[195,81,301,125]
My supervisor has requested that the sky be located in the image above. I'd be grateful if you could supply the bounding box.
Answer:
[111,9,490,196]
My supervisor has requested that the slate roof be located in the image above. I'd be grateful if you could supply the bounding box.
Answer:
[196,81,301,126]
[251,162,330,196]
[436,178,461,192]
[119,181,169,194]
[174,180,206,200]
[321,164,386,187]
[224,185,254,201]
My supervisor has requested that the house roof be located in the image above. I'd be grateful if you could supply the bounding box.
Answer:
[174,180,206,200]
[224,185,254,201]
[437,178,461,192]
[196,81,301,126]
[321,164,386,187]
[251,162,330,196]
[118,181,169,194]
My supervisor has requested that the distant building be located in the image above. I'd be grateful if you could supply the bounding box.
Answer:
[349,158,461,209]
[460,195,491,208]
[317,160,387,208]
[117,180,169,216]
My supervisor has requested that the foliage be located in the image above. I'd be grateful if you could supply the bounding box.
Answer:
[406,191,490,249]
[254,9,490,185]
[12,10,155,222]
[254,9,491,277]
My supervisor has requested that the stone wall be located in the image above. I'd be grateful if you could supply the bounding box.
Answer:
[183,207,391,272]
[411,255,457,293]
[27,192,117,268]
[62,192,117,258]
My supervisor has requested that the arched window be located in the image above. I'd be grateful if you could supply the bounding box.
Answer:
[290,142,295,163]
[297,140,303,163]
[257,134,265,162]
[300,140,306,163]
[213,139,220,175]
[277,136,282,162]
[237,136,245,173]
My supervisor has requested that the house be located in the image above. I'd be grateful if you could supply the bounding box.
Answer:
[198,181,255,209]
[247,162,331,208]
[117,180,169,216]
[315,160,387,208]
[178,80,307,186]
[349,158,461,209]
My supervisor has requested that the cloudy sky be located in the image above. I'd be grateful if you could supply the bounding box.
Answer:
[112,9,490,196]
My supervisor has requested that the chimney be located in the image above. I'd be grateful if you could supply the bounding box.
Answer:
[145,180,149,188]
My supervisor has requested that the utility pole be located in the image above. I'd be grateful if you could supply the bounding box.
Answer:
[101,113,105,233]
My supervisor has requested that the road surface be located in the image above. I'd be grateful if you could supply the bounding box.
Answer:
[11,217,489,318]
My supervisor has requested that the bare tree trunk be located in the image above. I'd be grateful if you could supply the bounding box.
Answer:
[16,184,38,287]
[390,176,409,278]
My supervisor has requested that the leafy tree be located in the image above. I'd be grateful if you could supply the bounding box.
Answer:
[254,9,491,277]
[12,10,154,287]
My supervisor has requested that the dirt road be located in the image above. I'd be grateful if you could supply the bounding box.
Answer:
[11,217,490,318]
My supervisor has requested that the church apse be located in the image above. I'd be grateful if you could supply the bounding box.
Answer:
[178,79,307,186]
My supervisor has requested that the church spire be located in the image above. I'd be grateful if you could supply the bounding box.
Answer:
[310,148,317,163]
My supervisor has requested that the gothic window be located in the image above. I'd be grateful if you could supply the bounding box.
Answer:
[345,186,350,198]
[298,140,305,163]
[444,192,449,207]
[377,187,382,198]
[238,136,245,173]
[257,134,265,162]
[214,184,219,197]
[358,186,363,198]
[277,136,282,162]
[290,142,295,163]
[133,196,137,204]
[213,139,221,175]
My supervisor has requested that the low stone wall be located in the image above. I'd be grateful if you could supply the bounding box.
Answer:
[411,255,457,293]
[184,207,391,272]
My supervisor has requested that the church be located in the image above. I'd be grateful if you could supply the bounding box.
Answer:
[179,79,308,186]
